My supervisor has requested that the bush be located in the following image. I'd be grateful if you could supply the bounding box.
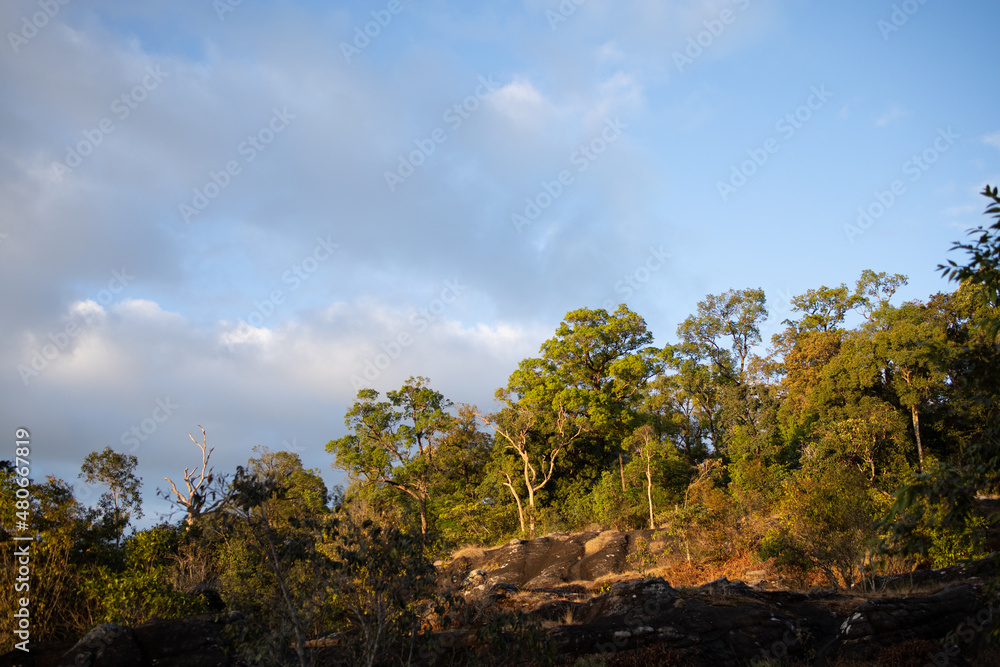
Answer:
[83,525,207,627]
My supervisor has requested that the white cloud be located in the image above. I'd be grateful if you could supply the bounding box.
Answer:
[983,132,1000,150]
[875,104,909,127]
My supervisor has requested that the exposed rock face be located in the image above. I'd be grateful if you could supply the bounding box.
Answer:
[440,534,1000,665]
[545,577,997,664]
[0,613,238,667]
[444,529,654,590]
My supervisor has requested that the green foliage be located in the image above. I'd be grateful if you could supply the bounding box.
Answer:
[10,249,1000,659]
[940,184,1000,338]
[926,512,989,568]
[82,524,206,627]
[773,464,885,589]
[223,458,335,667]
[627,536,656,575]
[79,446,143,543]
[323,511,439,667]
[327,376,456,535]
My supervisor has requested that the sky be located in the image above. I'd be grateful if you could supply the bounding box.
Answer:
[2,0,998,526]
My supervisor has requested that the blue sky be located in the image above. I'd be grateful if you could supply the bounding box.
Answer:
[1,0,998,525]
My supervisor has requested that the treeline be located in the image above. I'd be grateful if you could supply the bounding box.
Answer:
[1,187,998,664]
[332,273,998,577]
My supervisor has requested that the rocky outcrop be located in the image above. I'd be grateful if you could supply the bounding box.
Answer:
[439,533,1000,665]
[0,612,242,667]
[6,535,999,666]
[444,529,655,590]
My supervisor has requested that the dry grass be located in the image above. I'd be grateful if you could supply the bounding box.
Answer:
[450,545,486,561]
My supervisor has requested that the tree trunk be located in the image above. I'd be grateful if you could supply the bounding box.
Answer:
[527,479,536,538]
[911,404,924,473]
[646,462,655,530]
[525,465,536,539]
[417,496,428,536]
[619,453,626,492]
[501,475,526,536]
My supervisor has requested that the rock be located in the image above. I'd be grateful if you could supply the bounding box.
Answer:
[828,583,984,663]
[132,613,231,666]
[59,624,144,667]
[187,583,225,612]
[0,613,241,667]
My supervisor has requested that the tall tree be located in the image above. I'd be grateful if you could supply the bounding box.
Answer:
[876,300,950,471]
[79,446,143,544]
[477,390,584,538]
[327,376,454,536]
[674,287,768,385]
[506,305,661,492]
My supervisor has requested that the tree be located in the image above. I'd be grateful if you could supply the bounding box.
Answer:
[429,403,497,545]
[629,424,660,529]
[507,305,661,495]
[161,427,229,526]
[876,300,950,472]
[79,446,143,544]
[226,463,333,667]
[786,284,860,334]
[940,184,1000,339]
[854,270,909,327]
[327,376,454,536]
[674,287,768,386]
[771,464,884,589]
[477,391,584,538]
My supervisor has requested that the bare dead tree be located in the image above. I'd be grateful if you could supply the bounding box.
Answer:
[161,427,229,525]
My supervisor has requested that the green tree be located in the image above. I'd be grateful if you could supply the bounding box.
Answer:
[630,424,661,529]
[674,287,768,386]
[507,305,661,490]
[769,464,884,589]
[82,524,206,628]
[327,376,454,536]
[429,403,497,546]
[477,392,584,538]
[0,470,112,647]
[940,184,1000,339]
[875,300,951,472]
[224,459,334,667]
[79,446,143,544]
